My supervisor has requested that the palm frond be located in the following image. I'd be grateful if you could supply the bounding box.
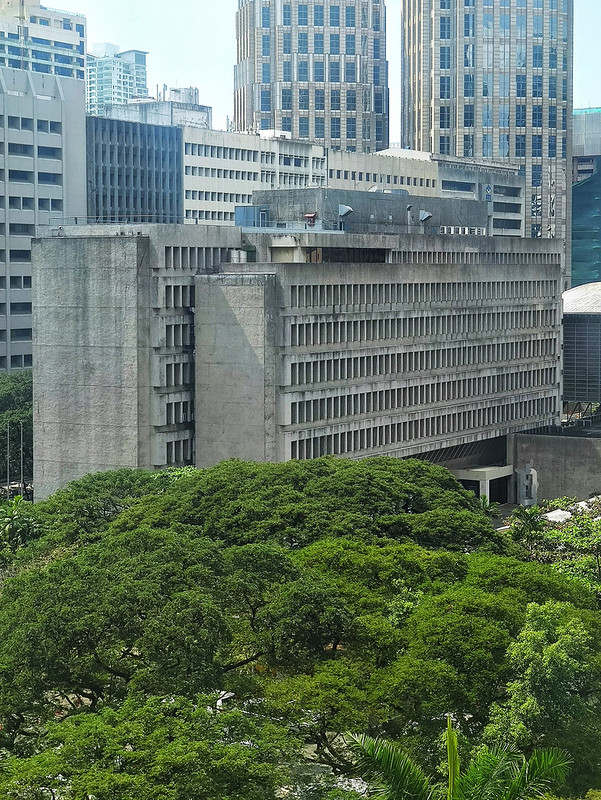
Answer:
[455,748,521,800]
[348,733,435,800]
[504,748,572,800]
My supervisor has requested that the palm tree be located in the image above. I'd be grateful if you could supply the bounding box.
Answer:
[478,495,501,519]
[349,721,571,800]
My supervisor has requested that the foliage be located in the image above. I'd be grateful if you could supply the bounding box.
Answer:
[349,730,571,800]
[0,369,32,489]
[0,459,598,794]
[0,693,296,799]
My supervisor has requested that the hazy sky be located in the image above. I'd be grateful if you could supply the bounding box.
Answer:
[59,0,600,141]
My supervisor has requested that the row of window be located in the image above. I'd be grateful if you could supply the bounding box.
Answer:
[443,102,566,131]
[440,14,568,41]
[289,279,559,308]
[445,74,568,102]
[164,246,229,270]
[165,361,193,388]
[0,275,32,290]
[164,323,191,349]
[290,396,557,460]
[289,337,557,386]
[330,169,434,188]
[164,284,194,309]
[441,43,568,72]
[184,143,258,161]
[288,308,557,347]
[277,3,381,30]
[184,209,236,221]
[265,58,382,85]
[272,115,384,141]
[290,366,557,425]
[0,353,32,369]
[185,191,252,203]
[165,437,193,465]
[267,87,384,114]
[165,400,191,425]
[442,135,567,163]
[2,116,62,133]
[184,166,259,181]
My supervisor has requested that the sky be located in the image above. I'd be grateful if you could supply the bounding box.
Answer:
[58,0,601,142]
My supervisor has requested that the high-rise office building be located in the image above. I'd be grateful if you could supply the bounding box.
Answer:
[401,0,572,274]
[86,43,148,115]
[234,0,389,152]
[0,0,85,77]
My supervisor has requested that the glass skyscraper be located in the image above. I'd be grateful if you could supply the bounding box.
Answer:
[234,0,389,152]
[401,0,572,271]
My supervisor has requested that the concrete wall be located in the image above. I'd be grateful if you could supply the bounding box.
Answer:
[510,431,601,502]
[195,273,278,465]
[33,235,150,499]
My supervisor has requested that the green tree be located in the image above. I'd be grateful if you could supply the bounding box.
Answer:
[507,506,547,553]
[0,369,32,492]
[484,601,601,792]
[0,693,297,800]
[350,730,571,800]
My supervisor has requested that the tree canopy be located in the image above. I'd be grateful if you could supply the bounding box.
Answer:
[0,458,599,797]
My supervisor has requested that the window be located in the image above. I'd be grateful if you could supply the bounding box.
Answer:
[499,105,509,127]
[549,46,557,69]
[548,106,557,128]
[315,117,325,139]
[261,5,270,27]
[298,60,308,80]
[299,117,309,137]
[347,89,356,111]
[314,32,324,53]
[297,4,308,25]
[440,107,451,128]
[260,90,271,112]
[373,38,380,59]
[532,105,543,127]
[347,118,356,139]
[314,60,324,81]
[330,4,340,26]
[483,105,492,127]
[532,164,542,187]
[299,88,309,109]
[533,15,543,37]
[331,89,340,110]
[532,75,543,97]
[283,32,291,53]
[298,32,308,53]
[262,62,270,83]
[262,34,270,56]
[516,104,526,127]
[373,65,380,84]
[482,134,492,157]
[549,76,557,98]
[331,117,341,139]
[329,60,340,81]
[281,88,292,110]
[10,328,31,341]
[346,5,355,26]
[481,73,491,97]
[464,134,474,157]
[283,60,292,81]
[345,60,356,82]
[315,88,325,110]
[463,105,474,127]
[533,45,543,68]
[330,33,340,54]
[440,17,451,38]
[516,74,527,97]
[374,91,383,113]
[499,134,509,157]
[515,134,526,157]
[283,4,291,25]
[464,13,474,37]
[548,135,557,158]
[439,136,450,155]
[314,4,324,25]
[281,117,292,132]
[440,46,451,69]
[440,76,451,99]
[464,44,474,67]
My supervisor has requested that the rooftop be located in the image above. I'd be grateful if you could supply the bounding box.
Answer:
[563,282,601,314]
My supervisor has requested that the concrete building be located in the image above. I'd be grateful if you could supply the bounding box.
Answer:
[562,282,601,406]
[86,43,148,115]
[0,67,86,369]
[0,0,85,79]
[85,116,525,233]
[234,0,389,152]
[401,0,573,273]
[86,115,183,224]
[33,189,561,500]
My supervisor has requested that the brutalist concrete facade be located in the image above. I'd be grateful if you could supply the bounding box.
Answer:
[32,190,562,500]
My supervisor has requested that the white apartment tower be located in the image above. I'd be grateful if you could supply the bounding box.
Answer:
[86,43,148,115]
[235,0,389,152]
[401,0,572,266]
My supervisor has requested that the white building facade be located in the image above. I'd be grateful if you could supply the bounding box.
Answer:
[86,43,148,115]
